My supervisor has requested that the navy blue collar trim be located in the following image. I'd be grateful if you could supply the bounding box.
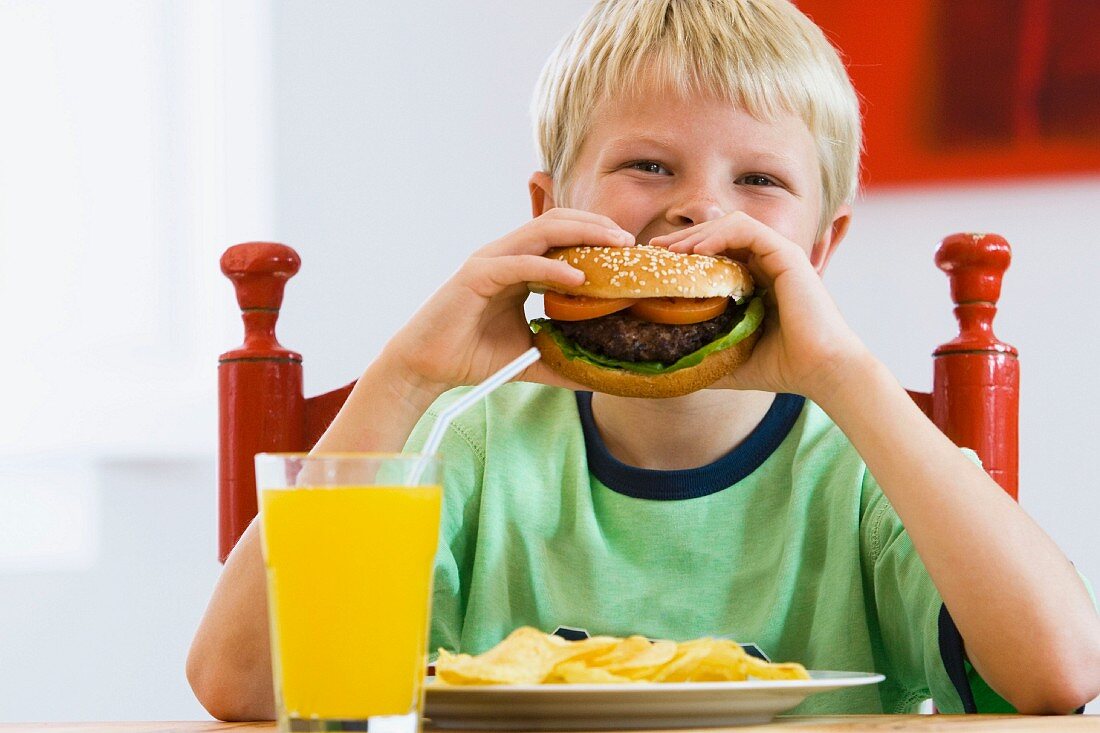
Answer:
[575,391,806,500]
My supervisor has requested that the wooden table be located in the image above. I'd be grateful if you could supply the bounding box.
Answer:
[6,718,1100,732]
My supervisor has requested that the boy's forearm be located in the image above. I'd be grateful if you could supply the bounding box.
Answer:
[313,349,448,454]
[813,353,1100,713]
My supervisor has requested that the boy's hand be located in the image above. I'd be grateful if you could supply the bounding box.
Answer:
[650,212,870,402]
[384,208,634,397]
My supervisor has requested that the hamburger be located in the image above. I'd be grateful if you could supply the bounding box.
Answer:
[529,245,764,398]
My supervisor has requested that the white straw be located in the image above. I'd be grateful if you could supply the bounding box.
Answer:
[410,347,541,482]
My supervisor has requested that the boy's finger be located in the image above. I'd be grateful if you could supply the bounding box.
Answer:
[464,254,584,296]
[541,207,627,233]
[484,219,634,257]
[525,219,636,250]
[690,223,803,282]
[649,223,707,246]
[665,232,708,253]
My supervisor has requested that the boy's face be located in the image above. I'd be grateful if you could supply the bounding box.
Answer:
[531,81,849,269]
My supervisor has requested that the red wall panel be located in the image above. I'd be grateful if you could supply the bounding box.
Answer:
[796,0,1100,187]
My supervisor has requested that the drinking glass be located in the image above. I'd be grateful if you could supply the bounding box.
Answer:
[256,453,442,733]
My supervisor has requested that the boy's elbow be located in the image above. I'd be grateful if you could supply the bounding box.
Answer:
[1005,644,1100,714]
[186,640,273,721]
[186,643,236,720]
[1010,679,1096,715]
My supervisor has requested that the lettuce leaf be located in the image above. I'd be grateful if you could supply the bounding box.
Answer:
[530,296,764,375]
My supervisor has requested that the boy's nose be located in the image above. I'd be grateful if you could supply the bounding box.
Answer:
[665,197,726,227]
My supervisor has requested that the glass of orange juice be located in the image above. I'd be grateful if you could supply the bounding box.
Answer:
[255,453,442,733]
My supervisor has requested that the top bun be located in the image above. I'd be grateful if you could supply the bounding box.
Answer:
[531,245,754,300]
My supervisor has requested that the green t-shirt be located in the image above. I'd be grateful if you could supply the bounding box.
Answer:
[403,383,1010,714]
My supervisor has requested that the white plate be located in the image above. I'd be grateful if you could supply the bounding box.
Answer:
[424,670,884,730]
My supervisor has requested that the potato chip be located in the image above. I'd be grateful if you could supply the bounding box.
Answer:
[435,648,542,685]
[589,633,673,669]
[587,636,678,678]
[648,639,716,682]
[553,635,622,665]
[547,661,632,684]
[675,639,750,682]
[433,627,810,686]
[436,627,570,685]
[744,656,810,681]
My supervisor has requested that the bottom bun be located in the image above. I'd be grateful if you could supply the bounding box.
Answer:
[533,327,761,399]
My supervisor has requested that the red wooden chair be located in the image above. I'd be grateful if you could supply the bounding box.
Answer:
[216,233,1018,563]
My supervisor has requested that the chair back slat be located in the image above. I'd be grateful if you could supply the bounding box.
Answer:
[907,390,933,419]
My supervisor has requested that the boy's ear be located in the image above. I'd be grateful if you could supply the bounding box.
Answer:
[810,204,852,275]
[529,171,557,218]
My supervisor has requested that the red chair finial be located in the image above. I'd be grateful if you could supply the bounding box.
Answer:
[220,241,301,311]
[220,242,302,360]
[934,232,1011,306]
[934,233,1016,356]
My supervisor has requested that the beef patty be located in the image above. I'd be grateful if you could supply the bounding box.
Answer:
[555,298,745,365]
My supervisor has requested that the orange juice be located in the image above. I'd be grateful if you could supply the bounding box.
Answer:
[260,485,442,721]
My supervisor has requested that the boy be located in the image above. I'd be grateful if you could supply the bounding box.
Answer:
[187,0,1100,719]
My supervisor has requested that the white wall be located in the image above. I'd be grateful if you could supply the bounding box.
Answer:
[1,0,1096,721]
[0,457,219,720]
[0,0,269,721]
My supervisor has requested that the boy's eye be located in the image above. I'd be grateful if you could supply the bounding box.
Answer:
[738,174,778,187]
[628,160,670,175]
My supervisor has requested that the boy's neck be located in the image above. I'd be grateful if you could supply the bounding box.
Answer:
[588,389,778,471]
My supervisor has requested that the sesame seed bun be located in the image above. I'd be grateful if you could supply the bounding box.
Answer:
[530,245,754,300]
[533,324,761,399]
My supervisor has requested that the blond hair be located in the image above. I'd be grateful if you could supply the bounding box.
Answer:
[532,0,861,235]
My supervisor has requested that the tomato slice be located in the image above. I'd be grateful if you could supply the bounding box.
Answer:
[629,296,729,325]
[544,292,638,321]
